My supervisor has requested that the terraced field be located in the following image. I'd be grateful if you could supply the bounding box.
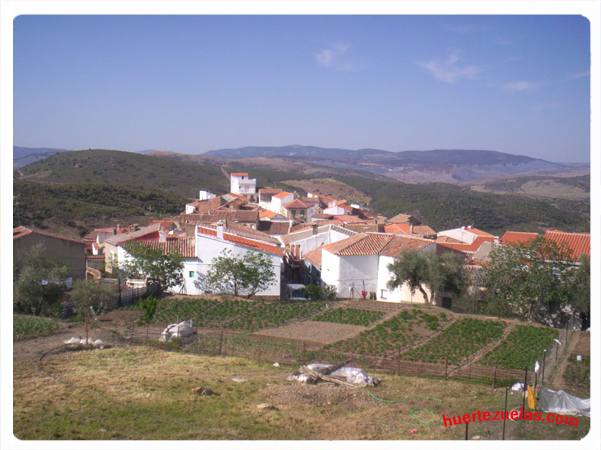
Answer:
[313,308,384,326]
[403,318,505,365]
[146,298,327,331]
[479,325,558,369]
[324,308,450,357]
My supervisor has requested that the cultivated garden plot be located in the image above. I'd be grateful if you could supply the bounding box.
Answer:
[479,325,558,370]
[403,318,505,365]
[13,314,62,341]
[324,308,450,357]
[312,308,385,326]
[145,297,328,331]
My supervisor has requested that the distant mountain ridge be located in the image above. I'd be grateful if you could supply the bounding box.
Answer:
[204,145,587,184]
[13,146,70,168]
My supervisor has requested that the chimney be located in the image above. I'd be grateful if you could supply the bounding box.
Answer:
[409,223,414,235]
[312,223,318,235]
[159,231,166,242]
[216,220,225,240]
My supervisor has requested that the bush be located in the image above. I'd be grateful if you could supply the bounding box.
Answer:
[13,314,61,341]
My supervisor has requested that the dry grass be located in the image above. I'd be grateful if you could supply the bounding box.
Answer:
[14,345,587,440]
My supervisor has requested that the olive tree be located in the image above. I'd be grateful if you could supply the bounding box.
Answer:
[203,249,276,298]
[13,243,69,316]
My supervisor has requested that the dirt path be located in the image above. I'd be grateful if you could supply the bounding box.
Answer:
[549,331,583,390]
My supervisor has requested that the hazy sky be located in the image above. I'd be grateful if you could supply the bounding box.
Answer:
[14,15,590,162]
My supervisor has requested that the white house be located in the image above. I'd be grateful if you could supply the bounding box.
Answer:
[437,225,497,245]
[270,191,294,215]
[280,223,355,257]
[194,223,284,296]
[319,233,436,303]
[230,172,257,196]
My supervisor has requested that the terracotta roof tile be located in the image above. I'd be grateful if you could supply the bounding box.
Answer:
[303,247,322,269]
[273,191,293,199]
[499,231,539,246]
[197,225,283,256]
[13,226,86,245]
[543,230,590,262]
[322,233,432,257]
[133,238,196,257]
[283,199,309,209]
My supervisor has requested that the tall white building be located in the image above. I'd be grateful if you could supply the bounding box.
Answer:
[230,172,257,196]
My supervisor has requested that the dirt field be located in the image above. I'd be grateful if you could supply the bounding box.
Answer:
[253,320,366,345]
[15,345,560,440]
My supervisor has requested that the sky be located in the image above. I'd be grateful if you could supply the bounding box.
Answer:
[13,15,590,162]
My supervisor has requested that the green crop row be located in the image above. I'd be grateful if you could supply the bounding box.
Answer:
[404,318,505,365]
[480,325,558,369]
[146,298,327,331]
[313,308,384,326]
[325,308,449,357]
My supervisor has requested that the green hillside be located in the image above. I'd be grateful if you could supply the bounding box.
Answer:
[13,149,589,236]
[336,175,589,233]
[16,149,228,197]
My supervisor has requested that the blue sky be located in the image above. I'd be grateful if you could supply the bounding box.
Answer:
[14,15,590,162]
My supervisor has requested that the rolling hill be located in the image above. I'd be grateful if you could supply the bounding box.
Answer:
[204,145,588,184]
[13,146,70,169]
[13,148,589,237]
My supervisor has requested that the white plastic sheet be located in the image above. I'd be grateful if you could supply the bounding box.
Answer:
[537,387,590,417]
[159,319,195,342]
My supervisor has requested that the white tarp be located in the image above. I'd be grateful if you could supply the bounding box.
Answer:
[537,387,590,417]
[288,363,380,386]
[159,319,195,342]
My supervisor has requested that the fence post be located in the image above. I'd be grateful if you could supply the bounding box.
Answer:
[444,356,448,380]
[218,329,224,355]
[521,367,528,413]
[502,386,508,440]
[492,365,497,389]
[541,349,546,386]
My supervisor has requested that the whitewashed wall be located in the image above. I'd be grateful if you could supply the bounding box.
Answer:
[195,232,282,296]
[321,250,379,298]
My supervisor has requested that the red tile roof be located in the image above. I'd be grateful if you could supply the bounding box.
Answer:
[230,172,249,177]
[499,231,539,246]
[303,247,323,269]
[543,230,590,262]
[104,223,162,246]
[387,213,415,224]
[384,223,436,237]
[186,197,223,214]
[259,209,277,219]
[134,239,196,257]
[197,225,283,256]
[323,233,432,257]
[436,236,495,254]
[273,191,293,199]
[13,226,86,245]
[283,199,309,209]
[465,226,496,238]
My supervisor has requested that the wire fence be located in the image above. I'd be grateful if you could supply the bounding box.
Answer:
[129,321,575,391]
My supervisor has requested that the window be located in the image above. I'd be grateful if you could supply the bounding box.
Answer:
[188,271,195,278]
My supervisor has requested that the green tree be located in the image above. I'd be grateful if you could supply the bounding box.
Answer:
[204,249,275,298]
[70,280,116,343]
[13,244,69,316]
[140,296,158,339]
[482,237,572,323]
[387,250,466,304]
[565,255,590,329]
[122,242,184,294]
